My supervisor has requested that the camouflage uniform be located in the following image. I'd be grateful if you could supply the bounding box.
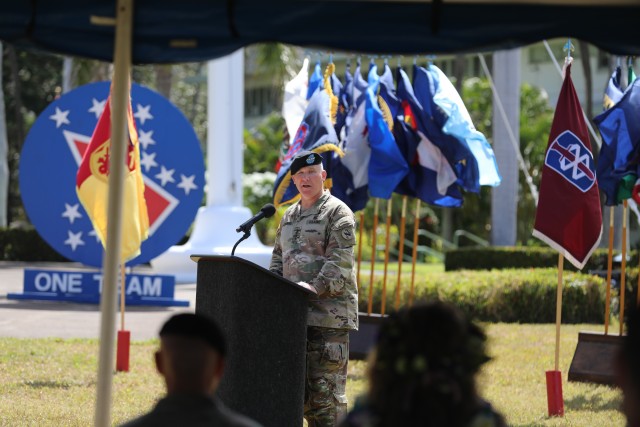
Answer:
[270,190,358,427]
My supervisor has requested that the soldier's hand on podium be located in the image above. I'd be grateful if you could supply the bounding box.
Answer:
[297,281,316,294]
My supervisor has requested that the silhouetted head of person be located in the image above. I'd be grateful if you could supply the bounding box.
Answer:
[155,313,227,396]
[618,307,640,427]
[368,301,491,427]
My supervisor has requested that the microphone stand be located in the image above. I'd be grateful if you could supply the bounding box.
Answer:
[232,228,251,256]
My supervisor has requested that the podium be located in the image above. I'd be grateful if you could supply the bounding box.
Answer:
[191,255,316,427]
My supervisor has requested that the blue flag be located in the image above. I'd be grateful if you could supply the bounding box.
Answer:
[365,65,409,199]
[353,64,368,105]
[412,65,480,193]
[604,66,624,110]
[335,67,351,138]
[329,100,370,212]
[395,68,462,207]
[306,61,323,100]
[378,63,400,120]
[594,78,640,206]
[329,65,370,211]
[422,64,501,188]
[274,88,342,207]
[330,70,343,100]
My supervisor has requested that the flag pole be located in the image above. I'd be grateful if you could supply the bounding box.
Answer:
[95,0,133,425]
[409,198,420,306]
[394,196,408,310]
[367,198,379,315]
[604,206,614,334]
[380,198,392,315]
[356,211,364,292]
[554,254,564,371]
[116,264,130,372]
[620,200,628,335]
[120,265,125,330]
[546,253,565,417]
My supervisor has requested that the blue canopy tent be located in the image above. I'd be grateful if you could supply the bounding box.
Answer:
[3,1,640,425]
[2,0,640,64]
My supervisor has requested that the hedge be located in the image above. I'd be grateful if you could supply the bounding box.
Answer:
[358,268,607,323]
[0,228,68,262]
[444,246,636,272]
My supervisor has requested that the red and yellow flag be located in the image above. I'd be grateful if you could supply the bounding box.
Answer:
[76,89,149,262]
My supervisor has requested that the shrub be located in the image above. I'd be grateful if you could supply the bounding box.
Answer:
[445,246,635,272]
[358,268,605,323]
[0,228,68,262]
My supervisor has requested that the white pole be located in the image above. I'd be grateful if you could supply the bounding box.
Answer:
[207,50,244,206]
[491,49,520,246]
[94,0,132,425]
[151,49,273,281]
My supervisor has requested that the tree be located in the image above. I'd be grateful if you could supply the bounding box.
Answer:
[243,112,284,244]
[3,47,62,225]
[453,78,552,245]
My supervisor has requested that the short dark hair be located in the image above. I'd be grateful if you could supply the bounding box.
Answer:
[159,313,226,357]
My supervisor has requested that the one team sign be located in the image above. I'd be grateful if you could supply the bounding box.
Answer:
[8,269,188,307]
[19,82,205,267]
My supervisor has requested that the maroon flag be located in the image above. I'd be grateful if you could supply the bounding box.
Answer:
[533,64,602,269]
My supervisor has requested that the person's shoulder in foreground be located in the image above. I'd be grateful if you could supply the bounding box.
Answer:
[118,312,263,427]
[338,396,505,427]
[338,301,506,427]
[617,307,640,427]
[119,394,262,427]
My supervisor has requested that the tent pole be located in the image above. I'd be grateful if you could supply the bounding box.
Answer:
[367,198,379,315]
[620,200,628,336]
[357,211,364,292]
[394,196,407,310]
[94,0,133,425]
[380,198,392,315]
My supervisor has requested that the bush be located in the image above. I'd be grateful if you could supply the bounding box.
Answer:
[0,228,68,262]
[445,246,635,272]
[358,268,605,323]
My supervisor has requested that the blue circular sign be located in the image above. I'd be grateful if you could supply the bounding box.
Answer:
[19,81,205,267]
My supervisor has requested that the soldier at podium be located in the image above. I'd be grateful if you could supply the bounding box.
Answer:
[270,151,359,427]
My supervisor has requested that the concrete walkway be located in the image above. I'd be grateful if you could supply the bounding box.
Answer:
[0,261,196,340]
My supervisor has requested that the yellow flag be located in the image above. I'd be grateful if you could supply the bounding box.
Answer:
[76,87,149,262]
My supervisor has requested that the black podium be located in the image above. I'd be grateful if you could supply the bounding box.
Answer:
[191,255,315,427]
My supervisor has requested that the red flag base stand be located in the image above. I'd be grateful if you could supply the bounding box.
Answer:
[116,330,130,372]
[545,370,564,416]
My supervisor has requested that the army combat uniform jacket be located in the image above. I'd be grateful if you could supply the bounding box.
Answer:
[270,191,359,330]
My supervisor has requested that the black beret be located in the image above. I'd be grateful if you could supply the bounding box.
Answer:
[290,150,323,175]
[160,313,226,356]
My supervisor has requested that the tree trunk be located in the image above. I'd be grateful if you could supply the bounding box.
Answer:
[6,45,24,225]
[155,64,172,99]
[7,46,24,149]
[578,41,593,121]
[189,63,205,123]
[91,61,111,82]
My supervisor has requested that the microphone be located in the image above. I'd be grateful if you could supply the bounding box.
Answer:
[236,203,276,234]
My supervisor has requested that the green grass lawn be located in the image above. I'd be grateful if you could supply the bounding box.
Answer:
[0,323,625,426]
